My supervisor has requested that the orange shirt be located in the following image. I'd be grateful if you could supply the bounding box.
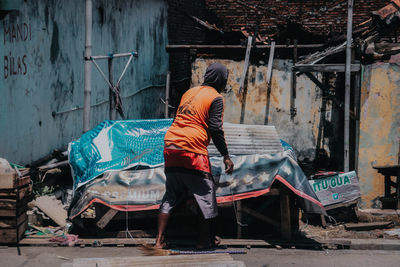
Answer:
[164,86,222,155]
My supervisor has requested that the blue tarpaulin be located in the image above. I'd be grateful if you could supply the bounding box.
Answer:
[68,119,173,189]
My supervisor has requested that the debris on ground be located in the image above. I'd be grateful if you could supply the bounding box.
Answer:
[344,221,393,231]
[24,224,78,246]
[50,234,79,247]
[384,228,400,239]
[31,195,68,227]
[356,208,400,225]
[300,220,400,241]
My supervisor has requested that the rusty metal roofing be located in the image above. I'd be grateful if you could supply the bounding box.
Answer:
[373,0,400,21]
[208,123,283,156]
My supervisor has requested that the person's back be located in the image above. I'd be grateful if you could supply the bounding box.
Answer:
[164,85,222,155]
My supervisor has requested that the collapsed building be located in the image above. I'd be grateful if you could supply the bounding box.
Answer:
[168,0,400,208]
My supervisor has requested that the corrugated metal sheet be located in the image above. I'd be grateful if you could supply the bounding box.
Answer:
[208,123,283,156]
[373,0,400,20]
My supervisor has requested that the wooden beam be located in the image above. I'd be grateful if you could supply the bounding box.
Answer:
[264,41,275,125]
[344,221,392,231]
[166,44,325,50]
[241,204,280,227]
[238,36,253,95]
[266,42,276,85]
[321,215,327,228]
[280,184,291,240]
[303,72,357,120]
[324,199,359,211]
[96,208,119,229]
[293,64,361,72]
[20,236,352,249]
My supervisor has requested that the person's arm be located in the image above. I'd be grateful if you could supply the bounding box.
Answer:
[209,97,234,174]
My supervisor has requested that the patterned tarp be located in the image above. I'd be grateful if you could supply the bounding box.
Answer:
[69,119,173,189]
[68,120,326,219]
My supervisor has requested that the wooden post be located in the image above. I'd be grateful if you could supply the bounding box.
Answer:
[237,36,253,238]
[264,41,276,125]
[236,201,242,238]
[96,208,119,229]
[344,0,354,172]
[108,58,116,120]
[165,72,170,118]
[280,183,291,240]
[241,204,280,227]
[321,215,327,228]
[238,36,253,95]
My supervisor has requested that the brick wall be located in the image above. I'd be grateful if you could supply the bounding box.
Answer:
[205,0,390,41]
[168,0,207,111]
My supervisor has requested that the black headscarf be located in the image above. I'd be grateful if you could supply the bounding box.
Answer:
[202,63,228,93]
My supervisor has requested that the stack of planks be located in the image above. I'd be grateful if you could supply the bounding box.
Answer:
[0,162,32,244]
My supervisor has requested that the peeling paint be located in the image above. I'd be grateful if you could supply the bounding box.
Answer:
[358,63,400,208]
[191,58,333,168]
[0,0,169,164]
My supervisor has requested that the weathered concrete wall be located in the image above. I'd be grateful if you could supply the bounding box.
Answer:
[191,58,338,168]
[358,63,400,208]
[192,59,399,206]
[0,0,168,164]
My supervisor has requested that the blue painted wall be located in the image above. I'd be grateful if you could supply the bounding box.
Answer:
[0,0,169,164]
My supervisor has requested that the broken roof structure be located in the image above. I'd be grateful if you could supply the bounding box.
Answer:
[167,0,400,209]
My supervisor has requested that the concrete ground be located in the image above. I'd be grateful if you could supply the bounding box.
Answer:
[1,246,400,267]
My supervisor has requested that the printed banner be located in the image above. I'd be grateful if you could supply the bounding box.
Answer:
[309,171,361,207]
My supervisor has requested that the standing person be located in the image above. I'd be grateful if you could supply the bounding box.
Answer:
[155,63,234,249]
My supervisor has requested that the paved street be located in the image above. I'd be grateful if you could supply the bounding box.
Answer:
[2,246,400,267]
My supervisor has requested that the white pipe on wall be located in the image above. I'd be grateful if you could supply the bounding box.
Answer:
[344,0,354,172]
[83,0,92,132]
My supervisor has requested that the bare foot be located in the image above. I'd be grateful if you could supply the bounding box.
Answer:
[154,236,166,249]
[214,235,221,246]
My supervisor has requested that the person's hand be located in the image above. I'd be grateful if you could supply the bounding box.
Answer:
[223,155,234,175]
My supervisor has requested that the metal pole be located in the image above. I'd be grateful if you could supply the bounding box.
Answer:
[290,39,298,120]
[91,52,138,60]
[344,0,354,172]
[354,70,361,171]
[83,0,92,132]
[108,58,116,120]
[165,72,170,118]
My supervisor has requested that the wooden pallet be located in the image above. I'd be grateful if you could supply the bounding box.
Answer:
[19,236,351,249]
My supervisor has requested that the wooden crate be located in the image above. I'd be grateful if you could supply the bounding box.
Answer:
[0,219,27,243]
[0,175,31,244]
[0,174,30,189]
